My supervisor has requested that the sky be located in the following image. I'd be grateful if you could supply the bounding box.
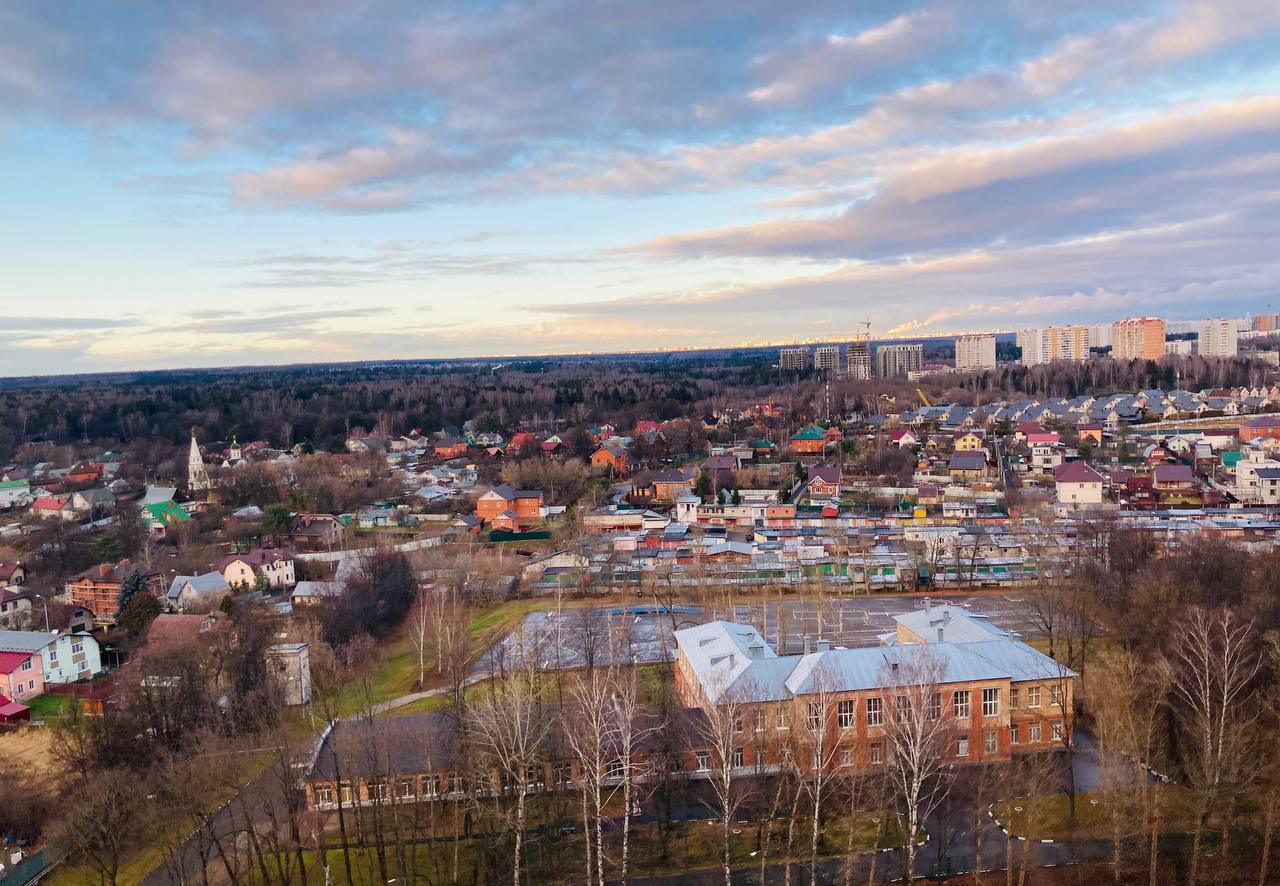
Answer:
[3,0,1280,376]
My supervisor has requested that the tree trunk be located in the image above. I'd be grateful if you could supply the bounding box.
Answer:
[581,784,593,886]
[1148,788,1160,886]
[514,786,526,886]
[1259,788,1278,886]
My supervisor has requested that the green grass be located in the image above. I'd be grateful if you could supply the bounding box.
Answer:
[26,693,74,719]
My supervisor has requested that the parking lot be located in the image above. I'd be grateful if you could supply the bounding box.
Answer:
[482,594,1044,673]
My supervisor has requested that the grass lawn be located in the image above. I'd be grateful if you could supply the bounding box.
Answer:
[48,847,163,886]
[26,693,74,719]
[993,785,1200,841]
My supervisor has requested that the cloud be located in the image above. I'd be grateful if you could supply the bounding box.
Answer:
[171,307,395,334]
[4,316,135,330]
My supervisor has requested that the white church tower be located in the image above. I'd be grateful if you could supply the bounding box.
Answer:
[188,428,211,492]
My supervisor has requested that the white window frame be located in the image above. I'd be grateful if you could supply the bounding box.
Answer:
[1027,686,1041,708]
[984,731,997,755]
[695,751,710,772]
[957,735,970,757]
[837,699,855,729]
[866,697,884,727]
[1028,721,1042,742]
[982,688,999,718]
[953,690,971,719]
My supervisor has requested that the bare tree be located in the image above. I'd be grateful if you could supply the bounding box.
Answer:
[409,583,434,689]
[563,669,616,886]
[881,649,956,884]
[1170,607,1262,885]
[796,666,844,883]
[467,628,553,886]
[692,677,752,886]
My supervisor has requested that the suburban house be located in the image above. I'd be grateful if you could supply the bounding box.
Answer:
[1240,415,1280,444]
[70,487,115,517]
[0,561,27,588]
[590,443,630,476]
[650,467,698,502]
[674,606,1075,775]
[284,513,348,552]
[65,560,163,625]
[0,479,31,509]
[476,485,544,526]
[165,572,232,612]
[433,438,469,460]
[890,429,919,448]
[0,630,102,684]
[0,589,33,627]
[790,425,828,455]
[1076,423,1105,446]
[141,500,192,536]
[1152,464,1199,495]
[291,581,343,606]
[0,649,42,702]
[1053,461,1105,505]
[30,495,74,521]
[1030,442,1067,474]
[948,451,989,480]
[954,430,986,451]
[806,465,842,499]
[220,549,296,590]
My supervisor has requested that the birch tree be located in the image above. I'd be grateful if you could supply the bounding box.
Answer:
[692,678,751,886]
[467,628,552,886]
[1170,607,1261,886]
[881,650,956,884]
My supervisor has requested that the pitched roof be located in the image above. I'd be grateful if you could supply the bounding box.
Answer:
[948,452,988,470]
[166,572,230,602]
[1054,461,1105,484]
[1153,464,1196,484]
[0,650,34,673]
[809,465,841,485]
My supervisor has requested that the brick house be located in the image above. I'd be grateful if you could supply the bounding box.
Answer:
[790,425,828,455]
[476,485,543,525]
[590,443,630,477]
[433,438,469,460]
[1053,460,1105,505]
[65,560,163,625]
[1240,415,1280,444]
[806,465,842,499]
[651,467,698,501]
[948,451,989,480]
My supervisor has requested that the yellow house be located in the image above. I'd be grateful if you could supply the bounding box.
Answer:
[954,431,986,451]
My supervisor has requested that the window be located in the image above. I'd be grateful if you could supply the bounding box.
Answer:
[957,735,970,757]
[20,659,31,671]
[607,760,626,780]
[553,763,573,786]
[953,690,971,719]
[870,743,883,765]
[27,680,34,691]
[398,779,416,800]
[731,747,744,768]
[72,642,83,654]
[1009,687,1020,709]
[1027,686,1041,708]
[866,697,884,727]
[369,781,388,801]
[895,695,911,722]
[837,699,855,729]
[48,647,57,662]
[526,765,544,788]
[315,785,334,805]
[420,774,441,798]
[984,731,997,755]
[806,702,822,731]
[733,713,744,733]
[1028,721,1042,742]
[1051,685,1064,707]
[669,756,684,773]
[1009,723,1020,745]
[926,692,942,721]
[777,707,790,730]
[982,688,1000,718]
[1051,721,1063,741]
[754,709,766,732]
[840,749,853,768]
[695,751,710,771]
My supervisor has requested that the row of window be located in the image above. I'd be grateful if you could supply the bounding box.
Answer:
[738,685,1064,734]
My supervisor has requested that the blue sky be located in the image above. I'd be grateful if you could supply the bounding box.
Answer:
[3,0,1280,375]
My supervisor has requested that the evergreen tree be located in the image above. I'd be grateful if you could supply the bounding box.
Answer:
[118,594,162,637]
[94,531,122,563]
[115,571,145,620]
[252,570,271,594]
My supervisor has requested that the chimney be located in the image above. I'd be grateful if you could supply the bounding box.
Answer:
[816,639,831,653]
[748,643,764,660]
[937,627,945,643]
[802,634,811,655]
[943,608,951,624]
[923,596,931,616]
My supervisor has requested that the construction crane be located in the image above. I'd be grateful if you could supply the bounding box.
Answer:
[916,388,932,407]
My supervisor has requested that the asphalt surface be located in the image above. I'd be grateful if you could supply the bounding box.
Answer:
[485,594,1045,672]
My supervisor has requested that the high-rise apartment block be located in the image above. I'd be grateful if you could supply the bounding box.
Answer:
[1197,318,1238,358]
[954,333,997,371]
[813,345,840,372]
[1018,325,1092,365]
[876,343,923,377]
[1111,317,1166,361]
[847,340,872,379]
[779,347,808,371]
